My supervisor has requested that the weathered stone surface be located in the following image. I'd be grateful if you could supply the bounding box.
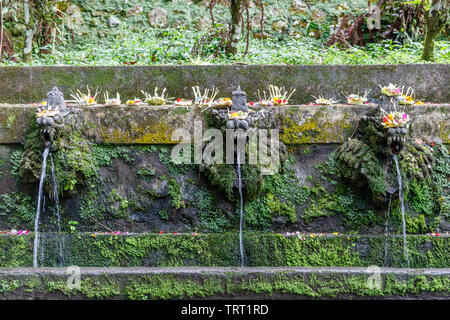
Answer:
[126,5,143,18]
[290,0,308,15]
[0,266,449,299]
[272,20,287,32]
[0,104,448,144]
[0,105,35,144]
[148,7,167,27]
[107,16,122,28]
[148,179,169,198]
[0,65,448,104]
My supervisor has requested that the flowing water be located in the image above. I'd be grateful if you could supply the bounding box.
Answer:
[50,153,65,266]
[393,155,410,267]
[33,145,50,268]
[237,152,244,267]
[384,194,392,267]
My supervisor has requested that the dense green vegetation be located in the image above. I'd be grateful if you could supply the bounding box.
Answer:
[0,0,448,65]
[4,28,449,66]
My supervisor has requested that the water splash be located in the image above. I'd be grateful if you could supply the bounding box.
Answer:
[50,153,65,266]
[393,154,410,267]
[237,152,245,267]
[33,145,50,268]
[383,194,392,267]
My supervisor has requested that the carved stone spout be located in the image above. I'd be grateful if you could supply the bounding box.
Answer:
[36,87,82,144]
[209,86,271,131]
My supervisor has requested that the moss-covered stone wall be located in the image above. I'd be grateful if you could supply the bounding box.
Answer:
[0,65,449,104]
[1,104,449,144]
[0,265,449,299]
[0,233,448,268]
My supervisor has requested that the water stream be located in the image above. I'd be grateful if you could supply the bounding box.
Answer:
[33,145,50,268]
[383,194,392,267]
[50,153,65,266]
[237,152,244,267]
[393,154,410,267]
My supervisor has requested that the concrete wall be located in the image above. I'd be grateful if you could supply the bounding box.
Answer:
[0,65,448,104]
[0,266,449,299]
[1,104,449,144]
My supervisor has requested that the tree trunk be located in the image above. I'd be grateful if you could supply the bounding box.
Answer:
[0,0,3,59]
[23,0,33,63]
[228,0,242,55]
[422,0,448,61]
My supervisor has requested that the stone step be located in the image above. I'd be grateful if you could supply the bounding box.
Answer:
[0,266,448,299]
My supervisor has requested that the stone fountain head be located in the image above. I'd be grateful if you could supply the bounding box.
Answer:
[36,87,82,145]
[210,86,273,131]
[335,89,435,205]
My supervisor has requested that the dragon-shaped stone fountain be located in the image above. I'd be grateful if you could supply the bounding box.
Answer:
[335,87,435,203]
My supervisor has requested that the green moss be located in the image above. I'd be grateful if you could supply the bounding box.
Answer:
[168,178,185,210]
[204,163,237,201]
[1,270,448,299]
[0,192,35,228]
[170,107,191,115]
[266,193,297,223]
[92,144,135,167]
[0,233,445,268]
[408,179,435,216]
[124,275,224,300]
[0,236,32,267]
[9,149,23,179]
[135,165,156,180]
[194,189,231,232]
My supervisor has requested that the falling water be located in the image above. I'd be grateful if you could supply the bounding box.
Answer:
[33,145,50,268]
[383,194,392,267]
[393,155,410,267]
[237,152,245,267]
[50,153,65,266]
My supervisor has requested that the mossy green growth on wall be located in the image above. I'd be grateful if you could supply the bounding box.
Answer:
[1,233,447,268]
[1,270,449,300]
[243,156,309,229]
[315,142,449,233]
[0,192,35,228]
[16,116,99,196]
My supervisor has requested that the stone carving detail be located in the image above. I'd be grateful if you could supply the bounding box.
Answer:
[46,86,66,111]
[335,93,435,203]
[209,86,274,131]
[36,87,82,145]
[231,86,248,112]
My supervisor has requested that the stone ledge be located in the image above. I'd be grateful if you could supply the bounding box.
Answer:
[0,267,448,299]
[0,104,448,144]
[0,65,449,104]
